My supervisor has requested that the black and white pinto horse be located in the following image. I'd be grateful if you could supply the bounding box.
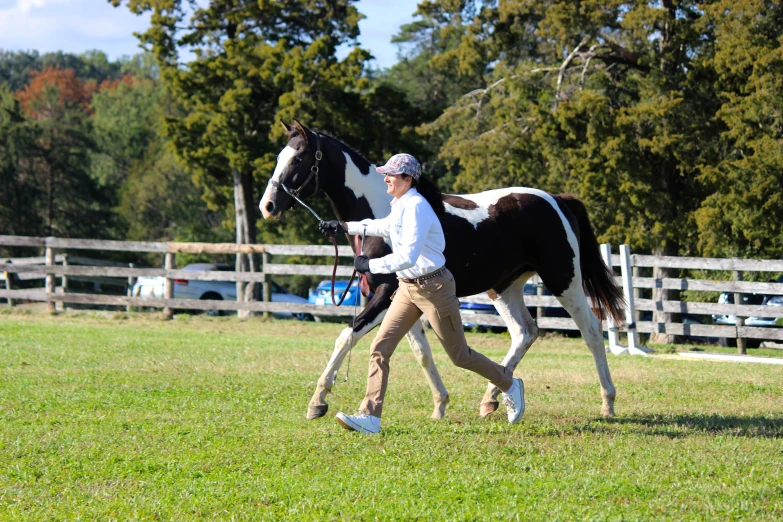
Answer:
[260,121,625,421]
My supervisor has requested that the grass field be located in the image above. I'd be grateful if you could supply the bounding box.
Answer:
[1,309,782,520]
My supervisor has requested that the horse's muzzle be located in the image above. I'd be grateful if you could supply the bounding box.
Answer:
[260,193,281,220]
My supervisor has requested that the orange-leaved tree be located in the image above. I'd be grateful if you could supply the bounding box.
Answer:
[15,66,107,237]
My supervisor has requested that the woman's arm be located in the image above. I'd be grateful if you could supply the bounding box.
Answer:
[368,203,429,274]
[346,217,390,239]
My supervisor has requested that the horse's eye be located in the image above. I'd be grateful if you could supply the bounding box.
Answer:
[294,156,302,164]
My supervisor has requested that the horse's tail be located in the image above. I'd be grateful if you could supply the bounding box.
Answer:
[560,195,625,325]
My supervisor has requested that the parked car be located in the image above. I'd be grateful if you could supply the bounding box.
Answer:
[711,277,783,347]
[309,280,366,307]
[459,283,570,332]
[132,263,311,319]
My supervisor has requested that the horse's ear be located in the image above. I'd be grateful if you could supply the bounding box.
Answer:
[292,119,308,138]
[280,120,294,136]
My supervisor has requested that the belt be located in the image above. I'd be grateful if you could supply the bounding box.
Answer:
[399,267,447,285]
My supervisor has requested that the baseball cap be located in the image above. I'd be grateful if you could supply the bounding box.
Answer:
[376,153,421,180]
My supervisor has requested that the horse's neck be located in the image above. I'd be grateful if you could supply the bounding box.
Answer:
[322,136,393,223]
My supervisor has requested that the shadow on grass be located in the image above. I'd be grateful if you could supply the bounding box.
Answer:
[597,413,783,439]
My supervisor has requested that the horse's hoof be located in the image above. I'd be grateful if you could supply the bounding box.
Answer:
[431,397,449,420]
[601,407,615,418]
[479,401,499,418]
[306,404,328,420]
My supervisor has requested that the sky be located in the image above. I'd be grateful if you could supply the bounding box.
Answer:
[0,0,422,69]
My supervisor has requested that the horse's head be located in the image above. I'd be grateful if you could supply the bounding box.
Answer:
[260,120,323,220]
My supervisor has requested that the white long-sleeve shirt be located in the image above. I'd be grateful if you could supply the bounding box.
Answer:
[346,187,446,279]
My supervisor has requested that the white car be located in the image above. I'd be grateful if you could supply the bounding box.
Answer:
[132,263,311,319]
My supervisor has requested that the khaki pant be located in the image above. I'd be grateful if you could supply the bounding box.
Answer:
[359,268,513,417]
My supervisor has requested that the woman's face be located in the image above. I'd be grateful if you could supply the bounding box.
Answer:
[385,173,412,198]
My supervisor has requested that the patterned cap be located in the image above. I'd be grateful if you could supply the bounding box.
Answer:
[376,153,421,179]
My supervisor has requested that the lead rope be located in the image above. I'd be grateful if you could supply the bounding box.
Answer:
[341,226,366,383]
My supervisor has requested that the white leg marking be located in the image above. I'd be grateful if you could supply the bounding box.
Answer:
[307,309,386,419]
[480,274,539,417]
[554,268,617,417]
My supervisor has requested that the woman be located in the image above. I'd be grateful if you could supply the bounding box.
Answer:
[319,153,524,434]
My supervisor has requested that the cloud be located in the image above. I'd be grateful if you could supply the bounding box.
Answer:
[0,0,150,59]
[17,0,70,14]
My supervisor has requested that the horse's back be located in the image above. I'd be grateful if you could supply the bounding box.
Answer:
[441,187,581,297]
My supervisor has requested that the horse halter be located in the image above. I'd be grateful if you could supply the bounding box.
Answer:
[269,133,322,199]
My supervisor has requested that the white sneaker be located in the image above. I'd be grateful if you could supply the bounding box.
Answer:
[501,378,525,424]
[335,412,381,434]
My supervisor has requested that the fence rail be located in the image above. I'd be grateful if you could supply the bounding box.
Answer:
[604,246,783,354]
[2,236,781,351]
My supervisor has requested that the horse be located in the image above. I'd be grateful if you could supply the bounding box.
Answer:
[260,120,625,421]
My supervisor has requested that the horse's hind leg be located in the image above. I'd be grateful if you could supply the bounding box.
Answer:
[553,277,616,417]
[404,317,450,419]
[480,274,539,417]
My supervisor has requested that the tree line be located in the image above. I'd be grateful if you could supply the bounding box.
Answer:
[2,0,782,267]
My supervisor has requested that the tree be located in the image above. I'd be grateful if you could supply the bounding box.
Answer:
[694,0,783,260]
[381,1,490,188]
[90,74,163,191]
[0,50,124,91]
[90,72,227,247]
[0,86,42,241]
[15,66,110,238]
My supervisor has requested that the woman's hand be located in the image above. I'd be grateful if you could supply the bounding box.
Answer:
[318,220,345,237]
[354,255,371,274]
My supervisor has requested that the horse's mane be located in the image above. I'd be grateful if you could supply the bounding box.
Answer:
[315,131,373,168]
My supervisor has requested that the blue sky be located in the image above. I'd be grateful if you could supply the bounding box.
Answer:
[0,0,422,69]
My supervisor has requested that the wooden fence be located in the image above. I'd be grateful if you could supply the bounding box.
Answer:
[1,235,782,354]
[601,245,783,354]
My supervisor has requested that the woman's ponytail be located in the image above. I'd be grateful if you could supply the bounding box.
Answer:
[408,175,445,217]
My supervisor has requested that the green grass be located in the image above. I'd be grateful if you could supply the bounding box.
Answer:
[1,310,782,520]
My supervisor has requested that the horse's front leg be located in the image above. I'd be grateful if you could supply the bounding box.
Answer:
[305,326,376,419]
[404,318,450,419]
[306,285,391,420]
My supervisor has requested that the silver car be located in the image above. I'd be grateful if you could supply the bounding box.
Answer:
[712,283,783,347]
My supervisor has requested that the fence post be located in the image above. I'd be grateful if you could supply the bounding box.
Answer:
[262,251,271,319]
[620,245,647,354]
[632,265,641,323]
[2,259,14,307]
[733,270,746,355]
[164,253,175,320]
[600,244,626,355]
[236,254,246,318]
[45,243,56,314]
[61,254,69,312]
[127,262,135,314]
[535,275,544,322]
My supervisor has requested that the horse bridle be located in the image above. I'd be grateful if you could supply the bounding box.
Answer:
[269,133,322,201]
[267,132,358,308]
